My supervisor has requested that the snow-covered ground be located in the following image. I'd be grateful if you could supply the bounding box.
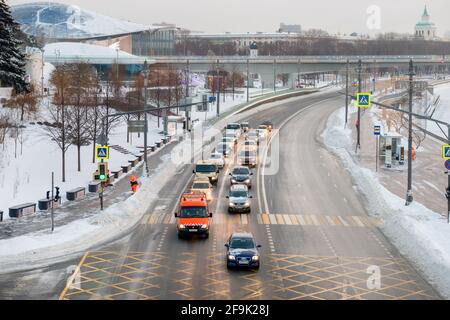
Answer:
[323,105,450,299]
[0,109,166,219]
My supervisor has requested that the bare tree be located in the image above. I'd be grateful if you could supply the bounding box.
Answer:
[46,64,74,182]
[67,63,96,171]
[4,85,38,121]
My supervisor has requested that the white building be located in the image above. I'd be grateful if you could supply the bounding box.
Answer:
[184,32,301,49]
[415,6,437,40]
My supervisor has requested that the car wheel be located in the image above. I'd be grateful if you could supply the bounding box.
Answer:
[204,233,209,239]
[177,233,183,239]
[253,265,260,271]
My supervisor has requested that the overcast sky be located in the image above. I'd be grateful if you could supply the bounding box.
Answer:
[8,0,450,36]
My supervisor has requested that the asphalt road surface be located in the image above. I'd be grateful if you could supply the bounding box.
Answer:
[0,90,440,300]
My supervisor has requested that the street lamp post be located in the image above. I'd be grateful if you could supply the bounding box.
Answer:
[406,59,415,206]
[246,59,250,102]
[40,48,45,97]
[345,59,349,127]
[142,60,150,175]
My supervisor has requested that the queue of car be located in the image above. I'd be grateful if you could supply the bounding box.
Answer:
[175,121,272,270]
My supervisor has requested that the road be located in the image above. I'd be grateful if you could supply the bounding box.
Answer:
[0,90,439,300]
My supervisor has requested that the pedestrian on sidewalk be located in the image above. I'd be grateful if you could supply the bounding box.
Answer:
[130,175,139,193]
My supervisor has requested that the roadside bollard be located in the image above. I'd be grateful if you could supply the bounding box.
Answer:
[0,211,3,222]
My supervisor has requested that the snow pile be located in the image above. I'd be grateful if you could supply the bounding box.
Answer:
[323,106,450,298]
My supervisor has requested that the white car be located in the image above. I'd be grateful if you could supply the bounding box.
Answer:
[208,152,225,169]
[242,140,258,151]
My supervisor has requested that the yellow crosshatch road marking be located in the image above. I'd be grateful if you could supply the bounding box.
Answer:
[60,251,437,300]
[257,214,382,228]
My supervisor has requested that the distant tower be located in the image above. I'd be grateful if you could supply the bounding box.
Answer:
[249,41,258,57]
[415,5,437,40]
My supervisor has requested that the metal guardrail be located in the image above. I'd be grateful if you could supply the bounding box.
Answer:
[149,55,450,63]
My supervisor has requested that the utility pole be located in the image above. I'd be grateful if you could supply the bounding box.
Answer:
[216,60,220,117]
[41,48,45,97]
[297,59,301,89]
[246,59,250,102]
[143,60,149,175]
[273,58,277,93]
[356,59,362,152]
[185,59,190,97]
[345,59,349,127]
[372,59,377,93]
[406,59,415,206]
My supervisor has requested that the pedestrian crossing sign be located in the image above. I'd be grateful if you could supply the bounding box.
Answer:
[96,145,109,161]
[356,92,371,108]
[442,145,450,159]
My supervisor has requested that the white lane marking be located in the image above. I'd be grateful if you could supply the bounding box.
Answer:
[325,216,336,226]
[269,215,278,225]
[258,96,339,216]
[337,216,349,227]
[157,226,169,251]
[283,214,292,225]
[352,216,365,227]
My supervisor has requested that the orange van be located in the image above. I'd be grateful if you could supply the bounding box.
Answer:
[174,193,212,239]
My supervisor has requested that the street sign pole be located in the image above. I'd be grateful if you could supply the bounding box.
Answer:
[375,136,380,172]
[51,171,54,232]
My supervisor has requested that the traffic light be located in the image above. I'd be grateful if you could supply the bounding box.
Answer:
[446,187,450,200]
[98,162,108,182]
[55,187,60,201]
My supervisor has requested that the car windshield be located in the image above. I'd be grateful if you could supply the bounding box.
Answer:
[230,237,255,249]
[180,206,207,218]
[196,164,216,173]
[227,124,240,130]
[193,183,209,189]
[230,190,248,198]
[245,141,255,145]
[210,154,221,159]
[233,168,250,175]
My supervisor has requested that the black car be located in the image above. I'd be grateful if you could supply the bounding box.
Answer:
[229,166,252,188]
[225,233,261,269]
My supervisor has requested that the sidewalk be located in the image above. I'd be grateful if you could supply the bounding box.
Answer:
[349,100,447,217]
[0,139,180,240]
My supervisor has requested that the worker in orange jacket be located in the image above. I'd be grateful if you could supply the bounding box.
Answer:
[130,175,139,193]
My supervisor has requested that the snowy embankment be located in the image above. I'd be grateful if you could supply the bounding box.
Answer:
[323,106,450,299]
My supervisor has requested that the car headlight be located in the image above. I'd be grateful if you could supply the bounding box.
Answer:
[179,224,186,229]
[228,255,236,260]
[244,179,250,183]
[252,255,259,261]
[229,202,235,207]
[244,201,250,207]
[231,178,237,183]
[201,224,208,229]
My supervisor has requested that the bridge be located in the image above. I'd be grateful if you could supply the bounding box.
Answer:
[149,55,450,88]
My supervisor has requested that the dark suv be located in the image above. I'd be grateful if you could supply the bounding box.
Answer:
[229,166,253,188]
